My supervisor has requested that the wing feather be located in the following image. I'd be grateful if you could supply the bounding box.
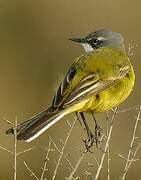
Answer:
[52,67,76,107]
[52,54,130,109]
[62,63,130,107]
[63,79,120,107]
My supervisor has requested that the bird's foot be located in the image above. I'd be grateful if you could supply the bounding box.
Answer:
[83,132,95,152]
[83,126,103,152]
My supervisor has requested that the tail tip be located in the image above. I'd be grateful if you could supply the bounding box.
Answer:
[5,128,28,143]
[5,128,14,135]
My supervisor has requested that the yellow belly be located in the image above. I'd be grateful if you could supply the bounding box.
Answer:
[92,78,133,112]
[73,66,135,113]
[88,68,135,112]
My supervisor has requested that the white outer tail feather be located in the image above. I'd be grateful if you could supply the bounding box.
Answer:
[25,110,70,142]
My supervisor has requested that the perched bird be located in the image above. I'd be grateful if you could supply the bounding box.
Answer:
[6,29,135,147]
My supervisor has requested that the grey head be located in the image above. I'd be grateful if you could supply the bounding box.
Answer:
[69,29,125,53]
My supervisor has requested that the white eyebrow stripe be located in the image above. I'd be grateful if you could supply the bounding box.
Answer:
[96,36,107,41]
[96,36,105,41]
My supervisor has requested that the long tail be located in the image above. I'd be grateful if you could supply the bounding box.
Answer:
[5,107,70,142]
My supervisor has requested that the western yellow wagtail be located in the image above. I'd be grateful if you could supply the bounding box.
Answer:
[6,29,135,149]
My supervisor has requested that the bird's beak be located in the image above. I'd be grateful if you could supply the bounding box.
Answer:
[69,37,87,43]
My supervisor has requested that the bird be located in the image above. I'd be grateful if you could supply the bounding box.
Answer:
[6,29,135,148]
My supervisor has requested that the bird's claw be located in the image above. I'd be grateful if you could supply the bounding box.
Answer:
[83,126,103,151]
[83,133,95,152]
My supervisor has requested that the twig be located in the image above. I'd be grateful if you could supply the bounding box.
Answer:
[14,117,17,180]
[23,143,52,180]
[0,145,13,155]
[94,107,118,180]
[52,117,77,180]
[17,147,36,156]
[40,141,52,180]
[64,154,74,171]
[49,136,61,154]
[92,154,100,168]
[2,118,18,180]
[106,112,110,180]
[117,104,139,113]
[121,106,141,180]
[3,117,14,126]
[127,43,137,57]
[49,136,74,171]
[84,170,92,180]
[3,118,35,180]
[24,161,39,180]
[67,152,85,180]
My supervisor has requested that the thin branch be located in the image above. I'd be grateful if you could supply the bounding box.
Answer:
[64,154,74,171]
[3,117,18,180]
[24,161,39,180]
[52,117,77,180]
[14,117,17,180]
[94,107,118,180]
[17,147,36,156]
[49,136,61,154]
[127,43,137,57]
[121,106,141,180]
[117,104,140,113]
[3,117,14,126]
[40,141,52,180]
[49,136,74,171]
[92,154,100,168]
[84,169,93,180]
[0,145,13,155]
[2,117,36,180]
[67,152,85,180]
[106,112,110,180]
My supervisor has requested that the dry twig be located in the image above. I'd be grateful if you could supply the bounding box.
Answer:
[24,161,39,180]
[127,43,137,57]
[106,112,110,180]
[0,145,13,155]
[13,118,17,180]
[121,106,141,180]
[67,152,85,180]
[23,142,52,180]
[17,147,35,156]
[40,140,52,180]
[51,117,77,180]
[94,108,118,180]
[1,118,35,180]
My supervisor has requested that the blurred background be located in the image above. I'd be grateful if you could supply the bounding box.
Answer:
[0,0,141,179]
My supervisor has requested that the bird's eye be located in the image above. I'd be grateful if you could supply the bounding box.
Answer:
[94,38,101,44]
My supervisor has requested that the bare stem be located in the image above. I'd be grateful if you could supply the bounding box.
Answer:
[117,104,139,113]
[14,118,17,180]
[0,145,13,155]
[94,108,118,180]
[121,106,141,180]
[127,43,137,57]
[49,136,74,171]
[64,154,74,171]
[2,118,36,180]
[24,161,39,180]
[52,118,77,180]
[106,112,110,180]
[17,147,36,156]
[40,141,52,180]
[67,152,85,180]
